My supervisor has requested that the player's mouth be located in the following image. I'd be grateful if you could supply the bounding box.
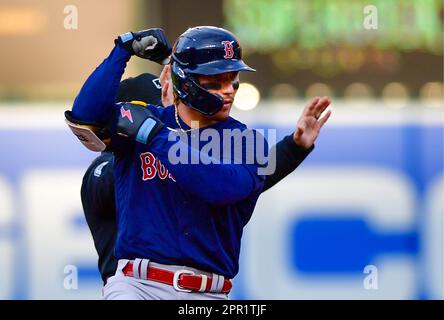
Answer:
[223,99,233,108]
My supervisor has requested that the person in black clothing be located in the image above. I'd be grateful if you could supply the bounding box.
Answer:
[81,72,165,283]
[81,68,330,283]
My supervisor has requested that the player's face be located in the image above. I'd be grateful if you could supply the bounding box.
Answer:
[197,72,240,121]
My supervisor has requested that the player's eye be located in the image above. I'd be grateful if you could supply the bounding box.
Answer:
[200,82,221,90]
[200,80,240,91]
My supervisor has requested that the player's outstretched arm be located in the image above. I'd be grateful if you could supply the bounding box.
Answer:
[110,97,331,204]
[147,128,267,206]
[94,100,264,205]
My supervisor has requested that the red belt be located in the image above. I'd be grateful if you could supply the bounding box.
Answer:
[122,261,232,294]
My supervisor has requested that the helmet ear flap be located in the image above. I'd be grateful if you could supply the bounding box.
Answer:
[171,62,224,116]
[171,62,188,98]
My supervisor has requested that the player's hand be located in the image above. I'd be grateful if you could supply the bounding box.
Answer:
[115,28,172,64]
[293,96,332,149]
[159,64,174,106]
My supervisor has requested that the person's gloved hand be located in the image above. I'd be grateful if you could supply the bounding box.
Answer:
[115,28,172,65]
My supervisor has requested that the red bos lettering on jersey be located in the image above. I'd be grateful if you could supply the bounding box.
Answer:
[221,41,234,59]
[140,152,176,182]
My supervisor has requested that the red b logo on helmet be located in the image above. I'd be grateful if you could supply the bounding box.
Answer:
[222,41,234,59]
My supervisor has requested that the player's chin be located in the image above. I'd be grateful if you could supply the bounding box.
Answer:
[212,104,232,121]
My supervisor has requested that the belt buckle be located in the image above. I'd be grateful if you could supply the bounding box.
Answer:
[173,269,195,292]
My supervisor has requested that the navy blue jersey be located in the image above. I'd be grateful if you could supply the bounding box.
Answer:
[72,45,268,278]
[112,105,266,277]
[83,133,312,282]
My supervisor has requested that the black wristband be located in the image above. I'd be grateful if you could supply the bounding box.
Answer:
[282,134,314,161]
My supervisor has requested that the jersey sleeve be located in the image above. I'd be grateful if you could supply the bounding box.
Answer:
[67,44,134,151]
[71,44,131,124]
[261,134,314,192]
[68,44,165,154]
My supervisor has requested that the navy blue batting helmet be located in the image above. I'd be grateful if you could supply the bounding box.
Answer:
[171,26,255,116]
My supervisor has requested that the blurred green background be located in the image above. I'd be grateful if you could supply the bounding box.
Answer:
[0,0,442,104]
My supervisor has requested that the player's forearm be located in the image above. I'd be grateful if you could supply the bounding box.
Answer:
[72,45,131,124]
[150,130,265,206]
[262,134,314,192]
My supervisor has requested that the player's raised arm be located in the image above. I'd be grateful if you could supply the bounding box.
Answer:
[65,28,171,151]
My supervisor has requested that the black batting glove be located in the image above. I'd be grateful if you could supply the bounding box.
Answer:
[115,28,172,65]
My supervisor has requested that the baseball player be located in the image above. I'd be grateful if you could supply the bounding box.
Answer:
[67,26,331,299]
[82,70,328,286]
